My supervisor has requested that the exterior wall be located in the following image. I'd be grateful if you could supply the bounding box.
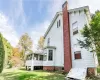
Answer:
[44,14,64,67]
[26,60,32,66]
[62,1,72,72]
[69,9,96,68]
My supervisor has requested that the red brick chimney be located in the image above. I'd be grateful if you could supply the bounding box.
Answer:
[62,1,72,72]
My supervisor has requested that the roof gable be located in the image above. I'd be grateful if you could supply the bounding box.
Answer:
[44,12,62,38]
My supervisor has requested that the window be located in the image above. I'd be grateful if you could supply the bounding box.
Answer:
[39,55,43,60]
[57,20,61,28]
[57,21,59,28]
[47,38,50,45]
[59,20,60,26]
[48,50,53,61]
[72,21,78,35]
[34,54,38,60]
[74,51,81,59]
[30,54,32,60]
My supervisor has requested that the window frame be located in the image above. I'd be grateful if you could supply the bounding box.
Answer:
[39,55,43,61]
[47,38,50,46]
[57,21,59,28]
[72,21,78,35]
[59,20,60,27]
[74,51,82,60]
[48,50,53,61]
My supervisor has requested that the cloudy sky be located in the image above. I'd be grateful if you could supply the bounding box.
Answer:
[0,0,100,50]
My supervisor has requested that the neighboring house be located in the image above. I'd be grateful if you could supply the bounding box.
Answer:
[25,1,98,76]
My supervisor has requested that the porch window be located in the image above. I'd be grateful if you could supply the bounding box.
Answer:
[39,55,43,60]
[74,51,81,59]
[34,54,38,60]
[48,50,53,61]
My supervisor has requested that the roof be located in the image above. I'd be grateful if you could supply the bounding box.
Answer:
[25,52,44,56]
[44,11,62,38]
[68,6,89,13]
[44,6,90,39]
[44,46,56,49]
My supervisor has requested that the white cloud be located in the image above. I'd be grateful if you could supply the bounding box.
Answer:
[0,12,19,47]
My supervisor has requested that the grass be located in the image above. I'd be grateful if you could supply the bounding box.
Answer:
[0,68,65,80]
[97,67,100,73]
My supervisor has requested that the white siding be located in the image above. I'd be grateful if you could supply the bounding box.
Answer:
[44,14,64,67]
[69,10,96,68]
[25,60,43,66]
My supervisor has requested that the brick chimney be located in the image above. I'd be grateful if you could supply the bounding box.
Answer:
[62,1,72,72]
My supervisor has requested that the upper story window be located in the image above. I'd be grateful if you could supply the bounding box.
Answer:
[74,51,81,59]
[48,50,53,61]
[57,21,59,28]
[47,38,50,46]
[57,20,61,28]
[59,20,60,26]
[72,21,78,35]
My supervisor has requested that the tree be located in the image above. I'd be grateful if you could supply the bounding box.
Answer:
[78,11,100,63]
[37,36,44,51]
[0,33,5,73]
[3,38,12,68]
[10,48,23,67]
[18,33,33,63]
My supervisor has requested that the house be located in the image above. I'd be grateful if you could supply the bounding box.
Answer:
[25,1,98,76]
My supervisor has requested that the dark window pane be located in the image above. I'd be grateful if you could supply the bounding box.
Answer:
[47,38,50,46]
[59,20,60,26]
[39,55,43,60]
[73,29,78,35]
[34,54,38,60]
[48,50,53,60]
[57,21,58,28]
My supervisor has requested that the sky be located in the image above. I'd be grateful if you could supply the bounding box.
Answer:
[0,0,100,51]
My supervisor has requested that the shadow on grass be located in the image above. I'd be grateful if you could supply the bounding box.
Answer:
[0,69,65,80]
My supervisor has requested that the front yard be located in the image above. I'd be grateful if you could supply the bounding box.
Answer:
[0,69,65,80]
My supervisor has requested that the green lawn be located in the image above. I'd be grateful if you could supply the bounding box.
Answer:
[0,69,65,80]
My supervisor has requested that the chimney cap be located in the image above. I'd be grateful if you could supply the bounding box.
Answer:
[62,1,67,8]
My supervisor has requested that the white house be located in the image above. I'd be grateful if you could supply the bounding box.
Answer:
[25,1,98,77]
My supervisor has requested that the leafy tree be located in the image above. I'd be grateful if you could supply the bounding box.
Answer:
[37,36,44,51]
[18,33,33,64]
[78,11,100,63]
[10,48,23,67]
[0,33,5,73]
[3,38,12,68]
